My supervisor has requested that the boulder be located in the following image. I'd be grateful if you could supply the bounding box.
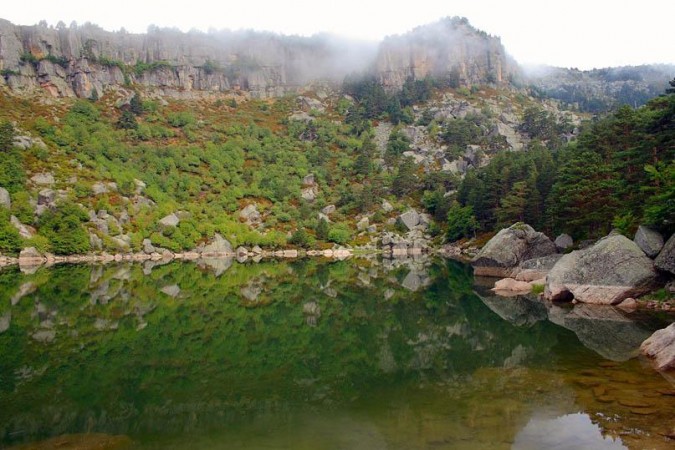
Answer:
[640,323,675,371]
[160,284,181,298]
[472,223,557,277]
[321,205,336,215]
[554,233,573,252]
[37,189,55,206]
[634,225,664,258]
[142,239,156,254]
[301,186,318,201]
[199,233,232,255]
[515,254,563,282]
[357,217,370,231]
[10,216,34,238]
[0,187,10,209]
[30,173,54,185]
[399,209,420,230]
[545,233,660,305]
[89,233,103,251]
[159,213,180,227]
[654,233,675,275]
[19,247,42,260]
[302,173,316,186]
[492,278,532,293]
[239,204,261,224]
[382,200,394,213]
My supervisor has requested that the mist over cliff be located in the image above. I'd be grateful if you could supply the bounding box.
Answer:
[0,17,511,98]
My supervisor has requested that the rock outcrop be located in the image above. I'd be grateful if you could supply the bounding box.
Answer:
[472,223,557,277]
[375,17,515,90]
[545,233,660,305]
[640,323,675,371]
[0,17,514,99]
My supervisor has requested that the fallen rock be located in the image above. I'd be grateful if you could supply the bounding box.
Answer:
[322,204,336,215]
[554,233,573,252]
[303,173,316,186]
[654,233,675,275]
[640,323,675,371]
[545,233,660,305]
[472,223,557,277]
[634,225,664,258]
[301,186,318,201]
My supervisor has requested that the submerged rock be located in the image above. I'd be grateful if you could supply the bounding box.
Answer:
[634,225,664,258]
[472,223,556,277]
[545,233,659,305]
[640,323,675,371]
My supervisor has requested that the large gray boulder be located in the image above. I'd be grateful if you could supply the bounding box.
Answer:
[199,233,232,255]
[399,210,420,230]
[640,323,675,371]
[239,204,261,224]
[0,187,10,209]
[634,225,664,258]
[554,233,573,252]
[159,213,180,227]
[472,223,557,277]
[654,233,675,275]
[545,233,660,305]
[515,254,563,282]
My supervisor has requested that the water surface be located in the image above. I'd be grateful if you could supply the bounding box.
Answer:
[0,257,673,449]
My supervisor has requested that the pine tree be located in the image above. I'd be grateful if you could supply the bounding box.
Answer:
[392,156,417,198]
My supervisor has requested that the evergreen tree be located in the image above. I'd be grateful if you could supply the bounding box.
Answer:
[0,120,14,152]
[392,156,417,198]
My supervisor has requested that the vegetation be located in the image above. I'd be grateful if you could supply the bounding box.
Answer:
[451,89,675,240]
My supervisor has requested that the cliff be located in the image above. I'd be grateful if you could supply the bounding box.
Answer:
[0,17,511,98]
[375,17,517,90]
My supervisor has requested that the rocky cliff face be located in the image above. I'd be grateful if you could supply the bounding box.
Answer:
[374,17,517,90]
[0,20,378,98]
[0,17,513,98]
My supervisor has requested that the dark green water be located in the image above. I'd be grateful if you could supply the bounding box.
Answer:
[0,257,673,450]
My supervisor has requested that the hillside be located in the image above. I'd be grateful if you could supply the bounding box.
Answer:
[0,16,672,260]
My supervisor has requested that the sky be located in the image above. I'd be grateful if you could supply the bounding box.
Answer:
[2,0,673,70]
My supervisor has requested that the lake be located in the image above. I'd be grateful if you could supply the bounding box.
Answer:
[0,256,673,449]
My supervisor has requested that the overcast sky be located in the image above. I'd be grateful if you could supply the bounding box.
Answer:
[2,0,673,70]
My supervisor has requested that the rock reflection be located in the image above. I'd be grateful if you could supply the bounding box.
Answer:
[514,413,627,450]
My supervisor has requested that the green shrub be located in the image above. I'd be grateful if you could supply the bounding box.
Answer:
[38,202,90,255]
[0,209,22,254]
[328,224,351,245]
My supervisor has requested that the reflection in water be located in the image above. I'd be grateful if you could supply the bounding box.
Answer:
[514,413,627,450]
[0,257,673,449]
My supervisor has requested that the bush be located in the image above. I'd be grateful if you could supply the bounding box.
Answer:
[328,224,351,245]
[38,202,90,255]
[0,209,22,254]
